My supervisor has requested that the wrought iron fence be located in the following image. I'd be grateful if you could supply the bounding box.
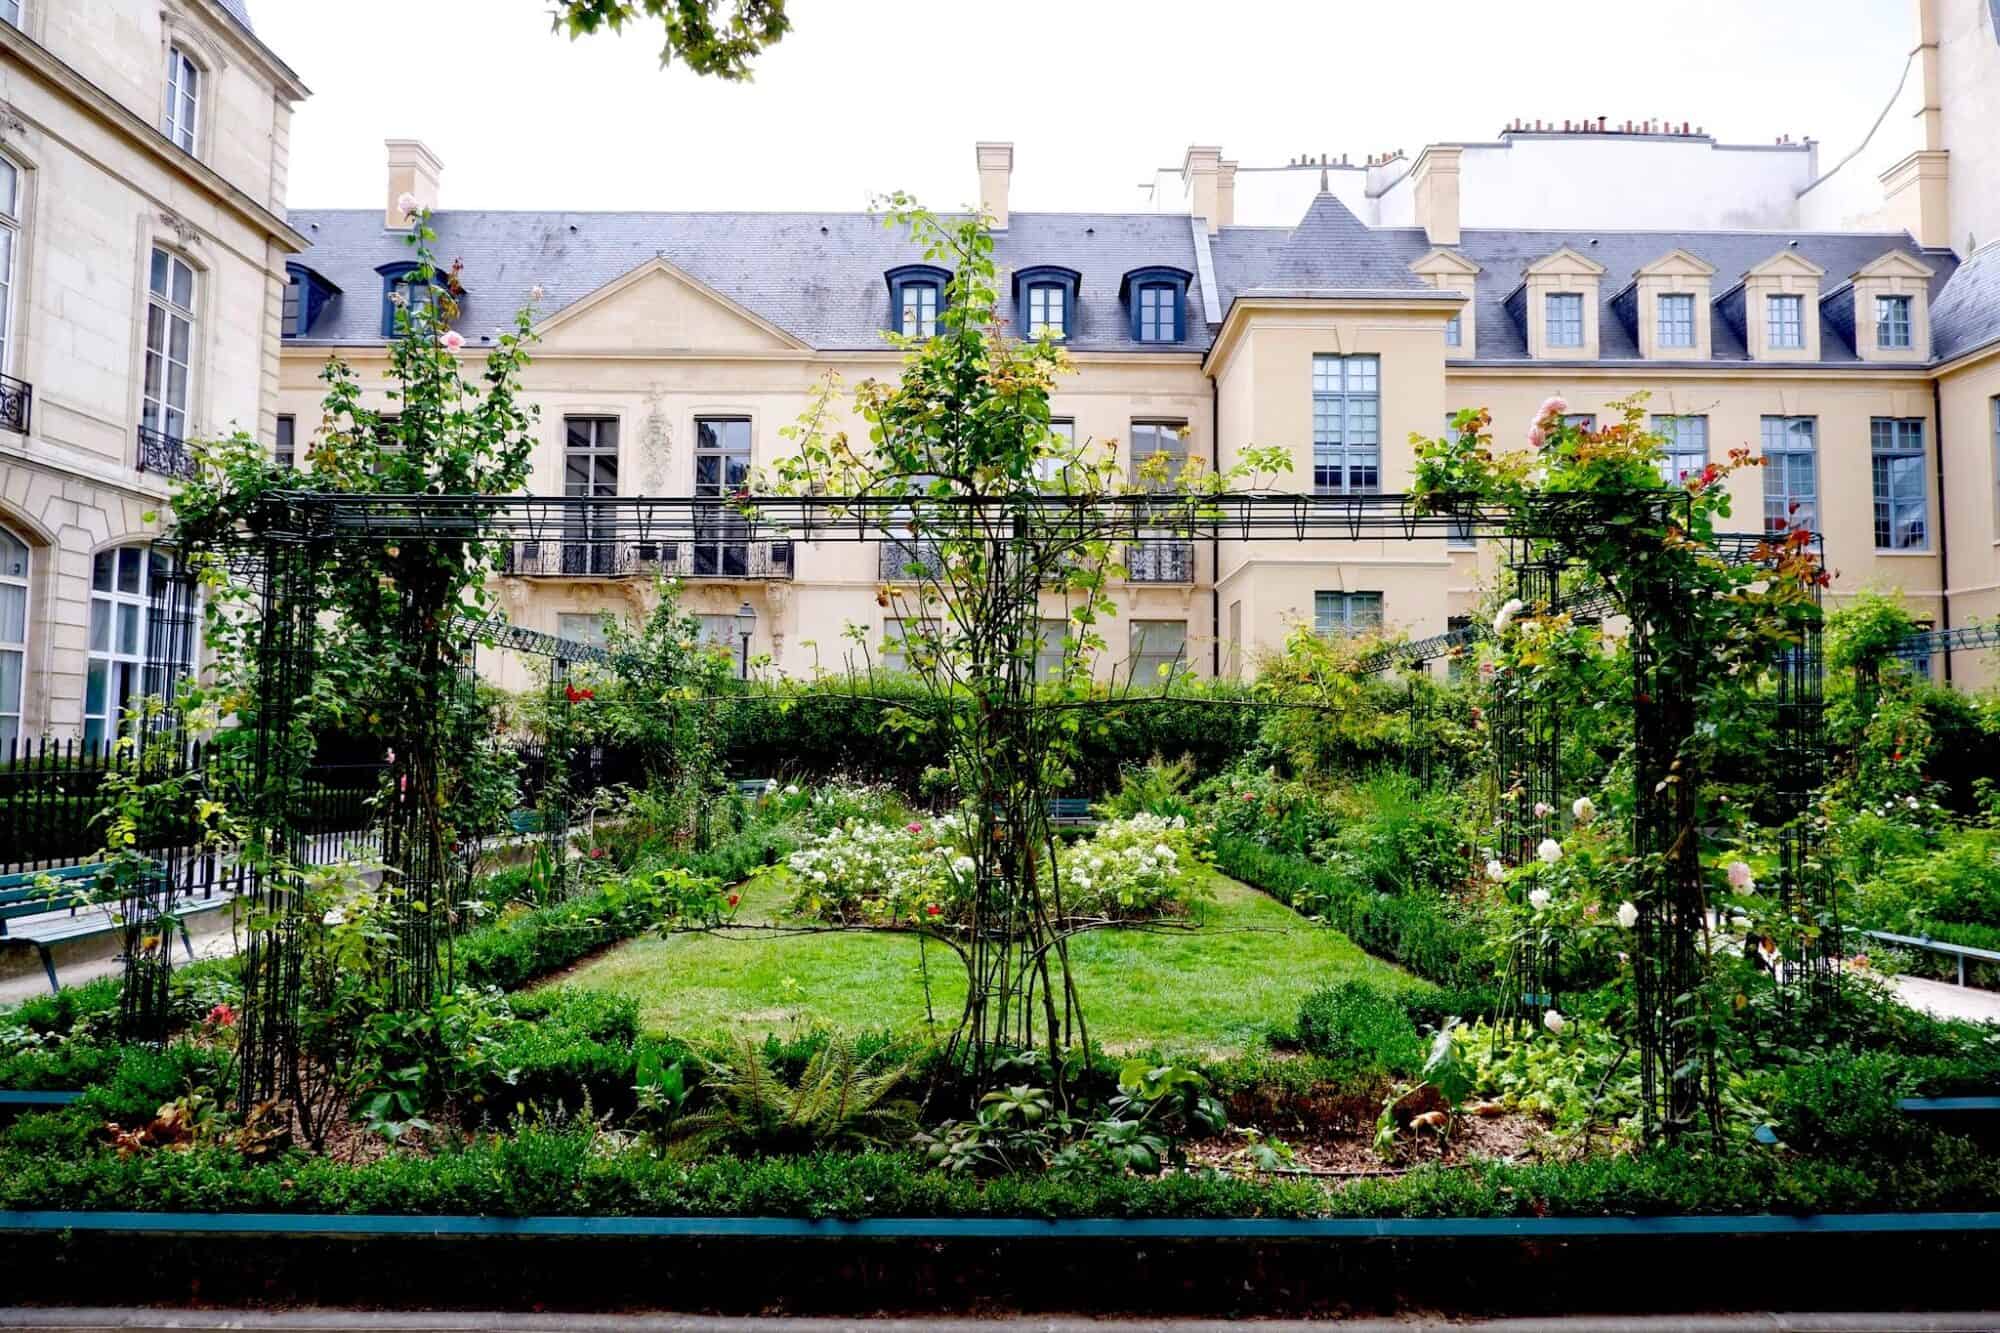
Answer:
[879,538,946,581]
[0,373,31,435]
[0,736,384,880]
[135,425,197,480]
[504,538,793,580]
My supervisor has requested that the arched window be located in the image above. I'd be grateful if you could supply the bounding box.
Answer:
[0,523,26,748]
[84,544,166,749]
[885,264,950,338]
[377,261,436,338]
[1119,267,1191,344]
[163,45,200,153]
[1012,266,1081,342]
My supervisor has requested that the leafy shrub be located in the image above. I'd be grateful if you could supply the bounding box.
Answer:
[78,1042,227,1122]
[665,1033,915,1155]
[1773,1053,1922,1158]
[1295,981,1423,1077]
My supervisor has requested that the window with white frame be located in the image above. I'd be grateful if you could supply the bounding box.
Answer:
[1651,415,1708,484]
[1314,591,1383,638]
[1136,284,1176,342]
[1311,354,1380,494]
[1561,413,1596,432]
[693,417,751,575]
[556,613,610,649]
[696,614,735,651]
[1876,295,1913,350]
[1871,418,1927,551]
[1034,418,1075,484]
[880,617,940,675]
[1657,293,1696,349]
[85,545,166,749]
[142,248,196,441]
[1760,416,1817,535]
[0,155,17,375]
[163,46,199,154]
[1129,620,1186,682]
[1026,283,1065,339]
[1443,312,1462,348]
[562,416,619,574]
[1767,294,1804,349]
[275,414,295,470]
[1033,618,1067,682]
[1130,420,1187,490]
[1545,293,1584,348]
[0,0,20,28]
[899,282,938,339]
[0,523,26,747]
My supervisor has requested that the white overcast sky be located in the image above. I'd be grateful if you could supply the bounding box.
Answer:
[259,0,1915,216]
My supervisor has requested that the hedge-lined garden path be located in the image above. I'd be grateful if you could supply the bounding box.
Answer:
[544,866,1427,1055]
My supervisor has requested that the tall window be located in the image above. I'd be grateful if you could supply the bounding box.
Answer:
[1033,618,1067,682]
[1129,620,1186,683]
[1311,354,1380,494]
[275,414,296,470]
[1034,418,1075,485]
[1314,591,1383,637]
[142,248,196,441]
[1993,398,2000,528]
[1876,295,1913,349]
[1445,615,1471,680]
[85,545,165,749]
[0,524,26,747]
[1871,418,1927,551]
[0,0,20,28]
[1760,416,1817,535]
[562,416,619,575]
[0,155,17,375]
[1652,414,1708,483]
[163,47,199,153]
[1443,312,1462,348]
[1136,284,1176,342]
[1767,294,1804,349]
[1026,283,1066,340]
[693,417,751,575]
[556,613,610,650]
[1444,412,1475,548]
[899,282,938,338]
[1545,293,1584,348]
[1657,293,1696,349]
[1130,420,1187,489]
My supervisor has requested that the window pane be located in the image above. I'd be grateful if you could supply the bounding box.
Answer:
[117,546,141,593]
[0,583,23,643]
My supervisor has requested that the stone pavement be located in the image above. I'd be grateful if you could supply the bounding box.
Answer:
[1885,970,2000,1025]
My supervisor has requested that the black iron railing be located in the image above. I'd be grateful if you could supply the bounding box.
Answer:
[0,373,30,435]
[879,539,946,581]
[504,538,793,580]
[1126,540,1195,583]
[136,425,197,480]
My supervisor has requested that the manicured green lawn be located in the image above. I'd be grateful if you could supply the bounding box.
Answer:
[548,866,1426,1055]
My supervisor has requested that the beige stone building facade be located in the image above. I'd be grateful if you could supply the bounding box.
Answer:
[0,0,306,745]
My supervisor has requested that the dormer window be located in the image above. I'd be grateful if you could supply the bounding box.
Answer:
[884,264,950,339]
[1657,294,1696,349]
[1877,295,1912,349]
[377,262,434,338]
[1767,294,1804,349]
[1545,293,1584,348]
[1012,266,1080,342]
[1120,267,1190,344]
[283,264,339,338]
[1517,246,1605,359]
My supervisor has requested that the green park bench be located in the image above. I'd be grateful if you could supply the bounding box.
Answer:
[1047,798,1096,828]
[0,862,214,993]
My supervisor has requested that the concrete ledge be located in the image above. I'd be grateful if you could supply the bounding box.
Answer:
[0,1211,1995,1316]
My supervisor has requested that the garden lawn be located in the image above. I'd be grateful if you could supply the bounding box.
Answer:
[547,865,1426,1055]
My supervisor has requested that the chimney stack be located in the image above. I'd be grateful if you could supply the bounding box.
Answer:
[975,142,1013,231]
[1182,145,1236,234]
[1411,145,1462,246]
[385,139,444,230]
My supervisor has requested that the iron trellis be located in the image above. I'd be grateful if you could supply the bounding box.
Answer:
[190,488,1829,1141]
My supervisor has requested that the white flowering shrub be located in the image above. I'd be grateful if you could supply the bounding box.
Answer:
[1055,813,1209,920]
[784,810,1207,927]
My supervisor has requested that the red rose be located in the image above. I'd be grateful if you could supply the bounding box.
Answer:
[589,848,605,860]
[926,904,941,917]
[208,1003,236,1027]
[726,893,741,908]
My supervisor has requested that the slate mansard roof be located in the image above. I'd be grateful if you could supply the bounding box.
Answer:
[286,186,1994,366]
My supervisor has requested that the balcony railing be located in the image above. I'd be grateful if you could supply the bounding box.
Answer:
[0,373,30,435]
[1126,540,1195,583]
[504,538,793,580]
[136,425,197,481]
[879,539,946,582]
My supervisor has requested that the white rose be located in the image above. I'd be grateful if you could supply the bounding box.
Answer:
[1537,838,1562,865]
[1543,1009,1566,1035]
[1528,887,1552,911]
[1572,797,1596,825]
[1493,597,1526,637]
[1725,860,1755,892]
[397,191,420,217]
[1485,859,1505,882]
[1616,901,1638,929]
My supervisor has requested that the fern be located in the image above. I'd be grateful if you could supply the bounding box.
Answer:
[668,1034,914,1155]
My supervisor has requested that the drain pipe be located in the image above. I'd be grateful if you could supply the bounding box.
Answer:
[1932,375,1953,685]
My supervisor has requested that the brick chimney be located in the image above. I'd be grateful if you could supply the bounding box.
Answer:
[1411,146,1462,246]
[976,142,1013,231]
[385,139,444,230]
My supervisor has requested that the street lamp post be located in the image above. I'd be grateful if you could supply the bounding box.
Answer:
[734,600,756,681]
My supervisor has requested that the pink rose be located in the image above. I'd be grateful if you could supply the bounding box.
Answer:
[439,330,465,352]
[1537,395,1568,421]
